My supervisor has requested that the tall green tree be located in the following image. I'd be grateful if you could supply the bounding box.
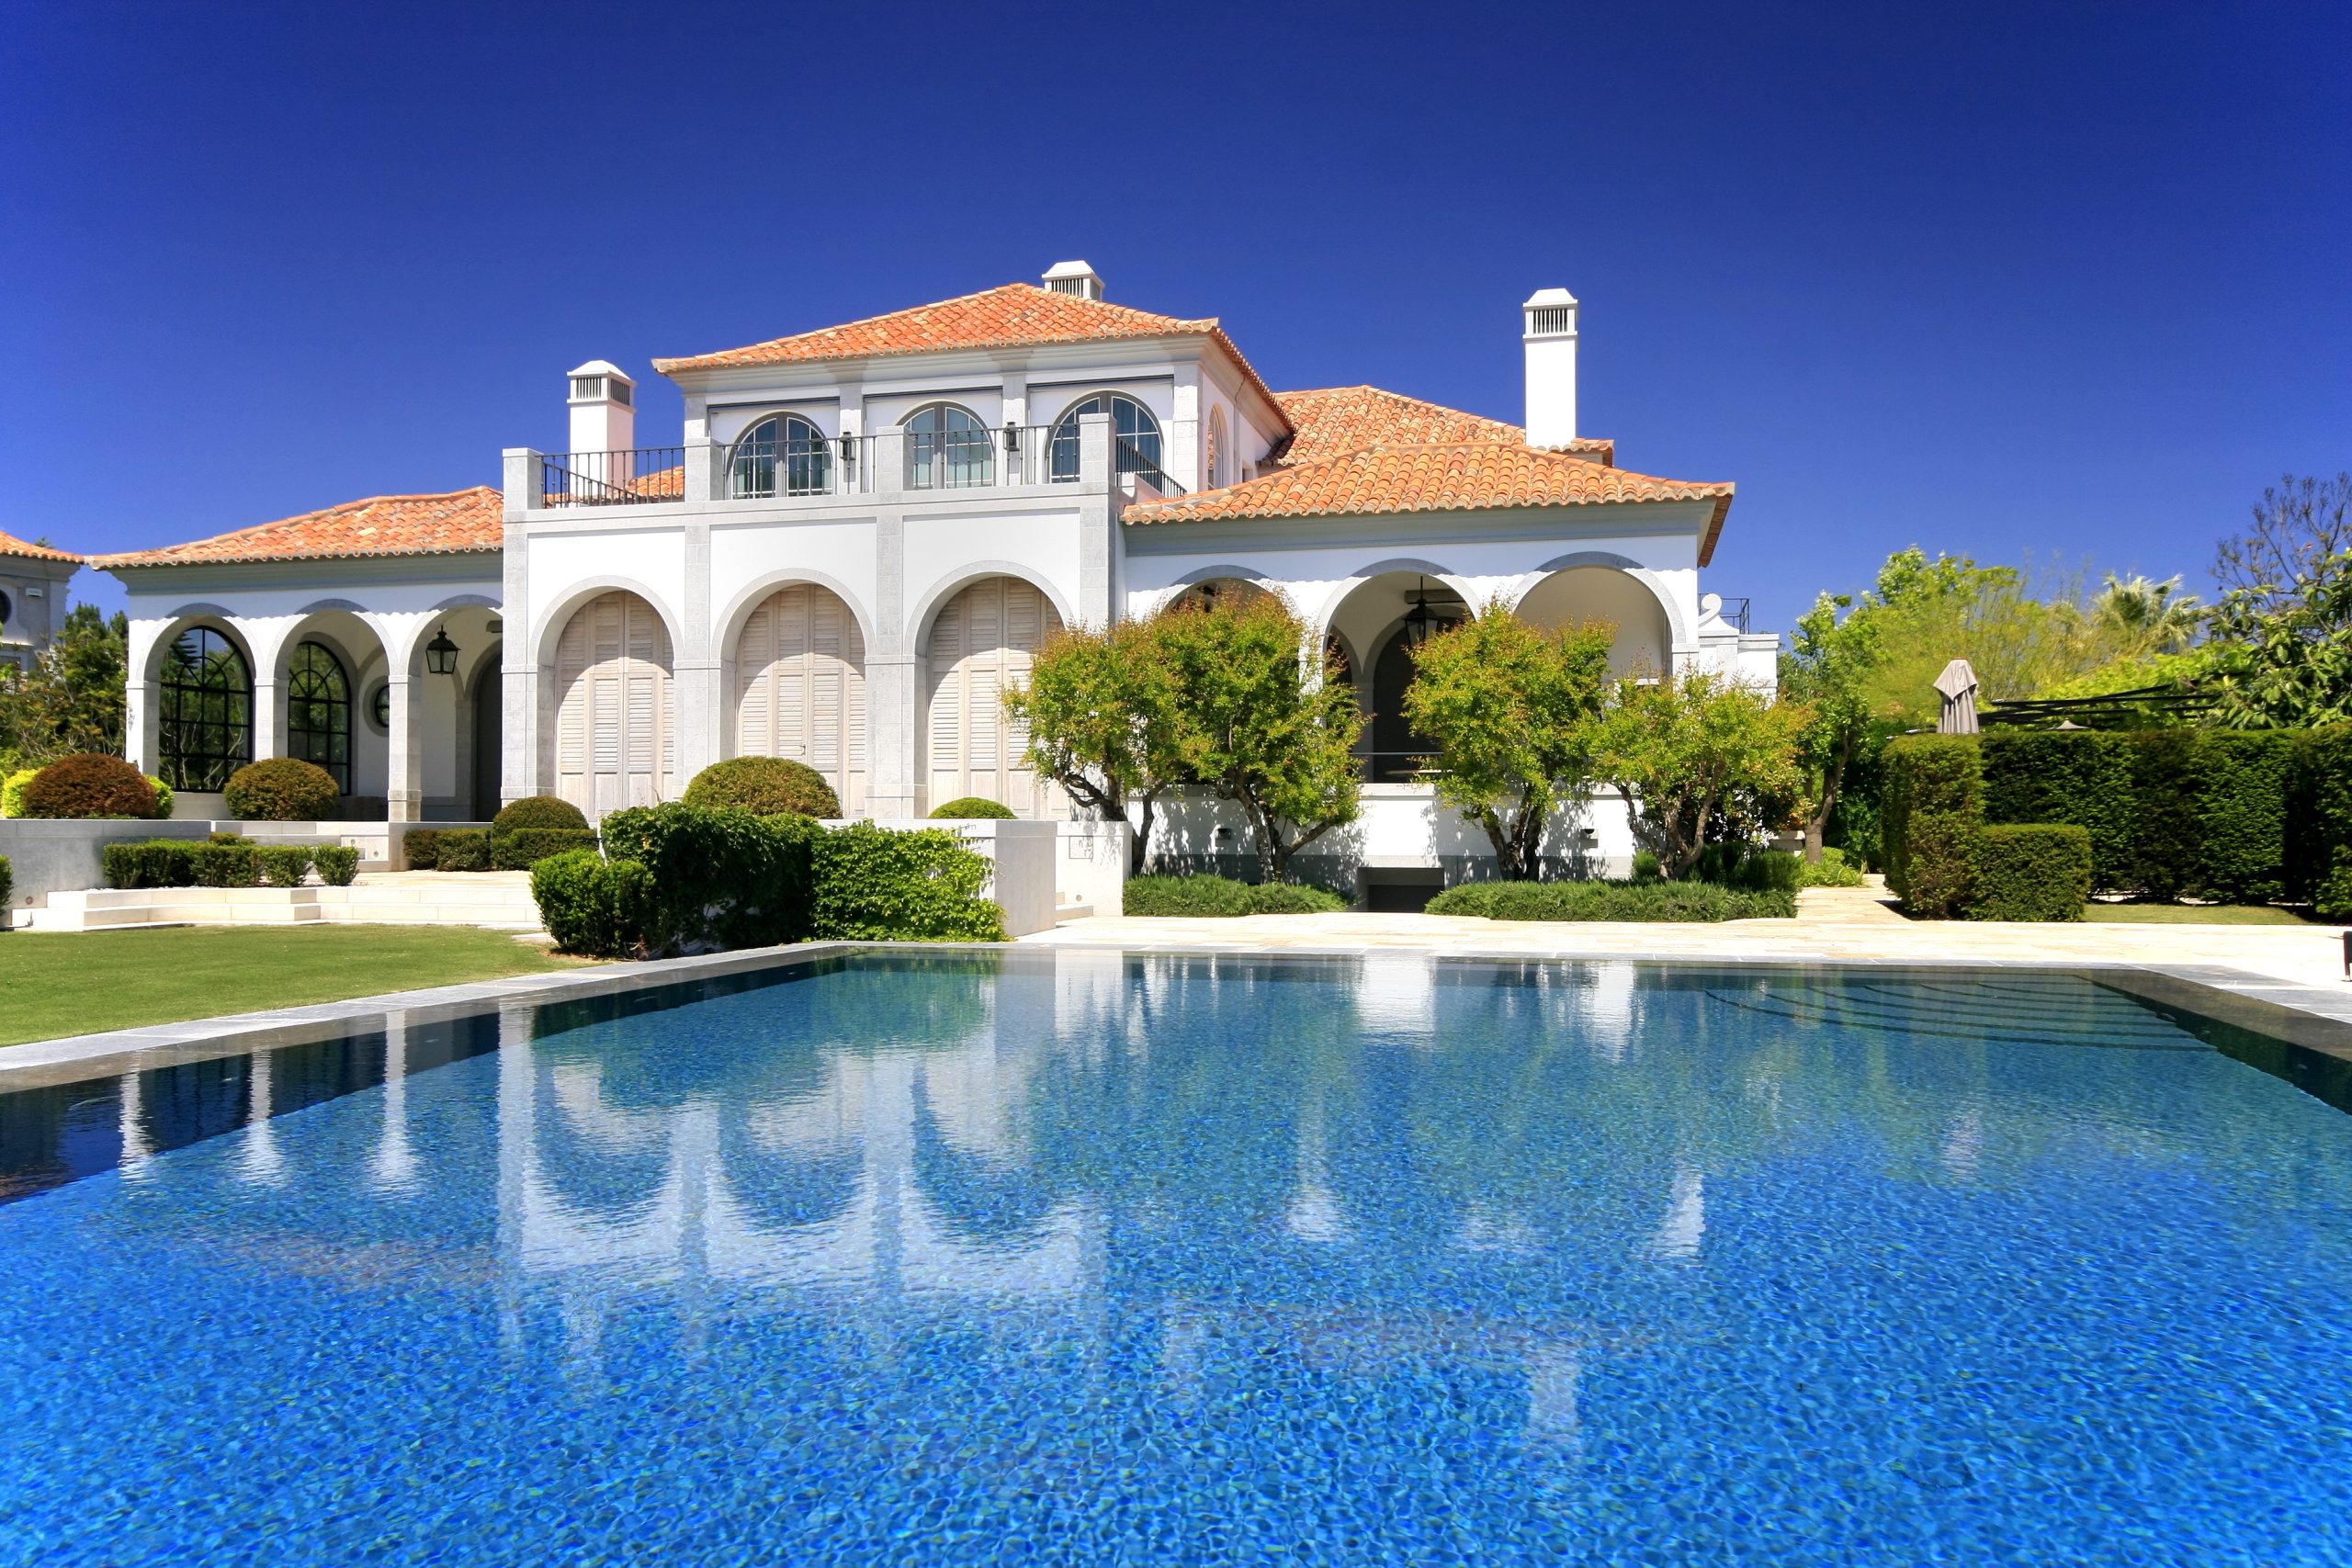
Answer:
[0,603,128,767]
[1151,594,1364,884]
[1400,604,1614,879]
[2202,546,2352,728]
[1007,617,1184,874]
[1591,668,1808,880]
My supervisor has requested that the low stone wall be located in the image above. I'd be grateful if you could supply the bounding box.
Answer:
[1056,820,1129,916]
[0,818,211,916]
[858,818,1059,937]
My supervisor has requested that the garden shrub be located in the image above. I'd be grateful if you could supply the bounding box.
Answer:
[209,831,250,844]
[2289,727,2352,908]
[1424,879,1797,921]
[312,845,360,886]
[1968,824,2092,921]
[1122,874,1349,916]
[809,821,1004,942]
[434,828,491,872]
[146,776,175,819]
[222,758,338,821]
[601,803,818,953]
[1797,847,1866,887]
[531,850,655,958]
[492,828,598,870]
[0,852,10,915]
[101,840,199,889]
[1881,734,1983,917]
[1694,843,1802,893]
[929,796,1015,819]
[1630,850,1662,883]
[258,846,314,887]
[491,795,588,836]
[402,829,444,870]
[0,768,34,818]
[190,840,261,887]
[2123,728,2205,900]
[21,753,158,819]
[1982,730,2134,889]
[2317,850,2352,924]
[682,756,841,819]
[2196,731,2293,904]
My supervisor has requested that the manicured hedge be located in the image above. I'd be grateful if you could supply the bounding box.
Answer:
[258,846,314,887]
[312,846,360,886]
[929,796,1015,819]
[531,850,655,958]
[103,840,198,888]
[0,768,34,818]
[434,829,491,872]
[402,829,443,870]
[492,795,588,835]
[21,753,157,819]
[1969,824,2091,921]
[1425,879,1797,921]
[1882,735,1982,917]
[0,852,12,914]
[2290,727,2352,915]
[1982,731,2134,889]
[491,827,597,870]
[191,841,261,887]
[683,757,840,819]
[1123,874,1349,917]
[1693,844,1803,893]
[2197,732,2295,904]
[222,758,338,821]
[603,803,820,953]
[810,822,1004,942]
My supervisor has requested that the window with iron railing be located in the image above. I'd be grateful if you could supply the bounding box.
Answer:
[1049,393,1159,484]
[730,414,833,498]
[906,404,994,490]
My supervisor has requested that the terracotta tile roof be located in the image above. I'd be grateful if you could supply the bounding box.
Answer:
[652,282,1287,415]
[0,529,80,565]
[1268,386,1614,468]
[1127,440,1736,562]
[94,487,503,570]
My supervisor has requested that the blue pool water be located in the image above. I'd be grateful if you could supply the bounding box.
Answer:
[5,953,2352,1565]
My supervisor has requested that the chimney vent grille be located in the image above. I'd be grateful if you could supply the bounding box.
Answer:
[1525,306,1576,337]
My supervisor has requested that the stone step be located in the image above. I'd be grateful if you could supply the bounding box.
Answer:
[29,874,541,932]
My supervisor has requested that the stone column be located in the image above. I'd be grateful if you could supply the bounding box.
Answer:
[866,428,916,818]
[1077,412,1114,627]
[251,673,282,762]
[501,520,533,807]
[385,672,422,822]
[675,520,719,781]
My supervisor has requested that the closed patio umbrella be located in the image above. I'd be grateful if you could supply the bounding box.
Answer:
[1934,659,1980,735]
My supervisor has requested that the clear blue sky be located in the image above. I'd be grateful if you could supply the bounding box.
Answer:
[4,1,2346,631]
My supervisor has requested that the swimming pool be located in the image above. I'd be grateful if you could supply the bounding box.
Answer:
[5,952,2352,1565]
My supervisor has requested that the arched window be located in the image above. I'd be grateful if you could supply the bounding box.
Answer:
[906,404,992,490]
[1049,393,1161,485]
[1205,407,1227,488]
[158,626,251,792]
[285,641,352,793]
[730,413,831,499]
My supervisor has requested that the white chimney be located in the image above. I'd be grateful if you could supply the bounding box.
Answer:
[1521,288,1578,447]
[567,360,636,455]
[1042,260,1104,301]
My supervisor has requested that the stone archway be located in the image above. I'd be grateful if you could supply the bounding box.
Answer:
[922,576,1063,818]
[1516,566,1672,676]
[732,581,867,815]
[551,590,673,816]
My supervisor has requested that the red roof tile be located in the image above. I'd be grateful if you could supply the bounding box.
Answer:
[652,282,1286,416]
[1127,441,1735,561]
[95,487,503,570]
[0,529,80,565]
[1269,387,1613,468]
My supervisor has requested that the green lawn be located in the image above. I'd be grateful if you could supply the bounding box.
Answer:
[2082,902,2322,926]
[0,925,591,1047]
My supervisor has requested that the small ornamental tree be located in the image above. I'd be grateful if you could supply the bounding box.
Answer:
[1008,616,1186,874]
[1592,669,1809,880]
[1151,594,1364,884]
[1400,604,1615,880]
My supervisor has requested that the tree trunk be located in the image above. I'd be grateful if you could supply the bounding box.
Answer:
[1126,790,1157,876]
[1804,738,1851,863]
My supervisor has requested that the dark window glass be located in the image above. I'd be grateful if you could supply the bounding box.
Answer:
[285,642,352,793]
[907,405,993,490]
[1050,394,1162,484]
[730,414,831,498]
[158,627,252,792]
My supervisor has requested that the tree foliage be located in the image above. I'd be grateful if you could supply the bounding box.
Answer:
[1399,603,1614,879]
[1007,617,1184,874]
[2214,472,2352,609]
[2201,545,2352,728]
[0,604,128,770]
[1591,669,1808,880]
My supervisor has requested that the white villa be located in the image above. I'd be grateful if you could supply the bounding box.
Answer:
[94,263,1776,899]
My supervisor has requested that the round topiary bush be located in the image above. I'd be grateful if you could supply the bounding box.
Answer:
[0,767,39,818]
[20,753,158,819]
[929,796,1015,819]
[222,757,338,821]
[683,756,841,819]
[492,794,589,836]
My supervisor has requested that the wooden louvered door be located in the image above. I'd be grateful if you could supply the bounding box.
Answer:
[734,583,867,814]
[554,591,673,818]
[923,577,1062,817]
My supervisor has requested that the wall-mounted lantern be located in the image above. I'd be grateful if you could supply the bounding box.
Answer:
[424,625,460,677]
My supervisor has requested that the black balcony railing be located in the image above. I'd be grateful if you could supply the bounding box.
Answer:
[731,434,873,499]
[1718,596,1751,633]
[543,447,686,506]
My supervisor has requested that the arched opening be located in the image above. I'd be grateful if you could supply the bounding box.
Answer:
[733,582,867,815]
[285,642,352,793]
[1160,575,1268,615]
[158,625,252,792]
[1517,566,1670,677]
[906,403,992,490]
[1049,392,1161,485]
[922,576,1063,818]
[1324,573,1466,782]
[552,591,673,817]
[469,652,503,818]
[1205,406,1228,489]
[730,412,831,499]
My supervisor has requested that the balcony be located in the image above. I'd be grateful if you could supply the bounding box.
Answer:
[515,415,1188,512]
